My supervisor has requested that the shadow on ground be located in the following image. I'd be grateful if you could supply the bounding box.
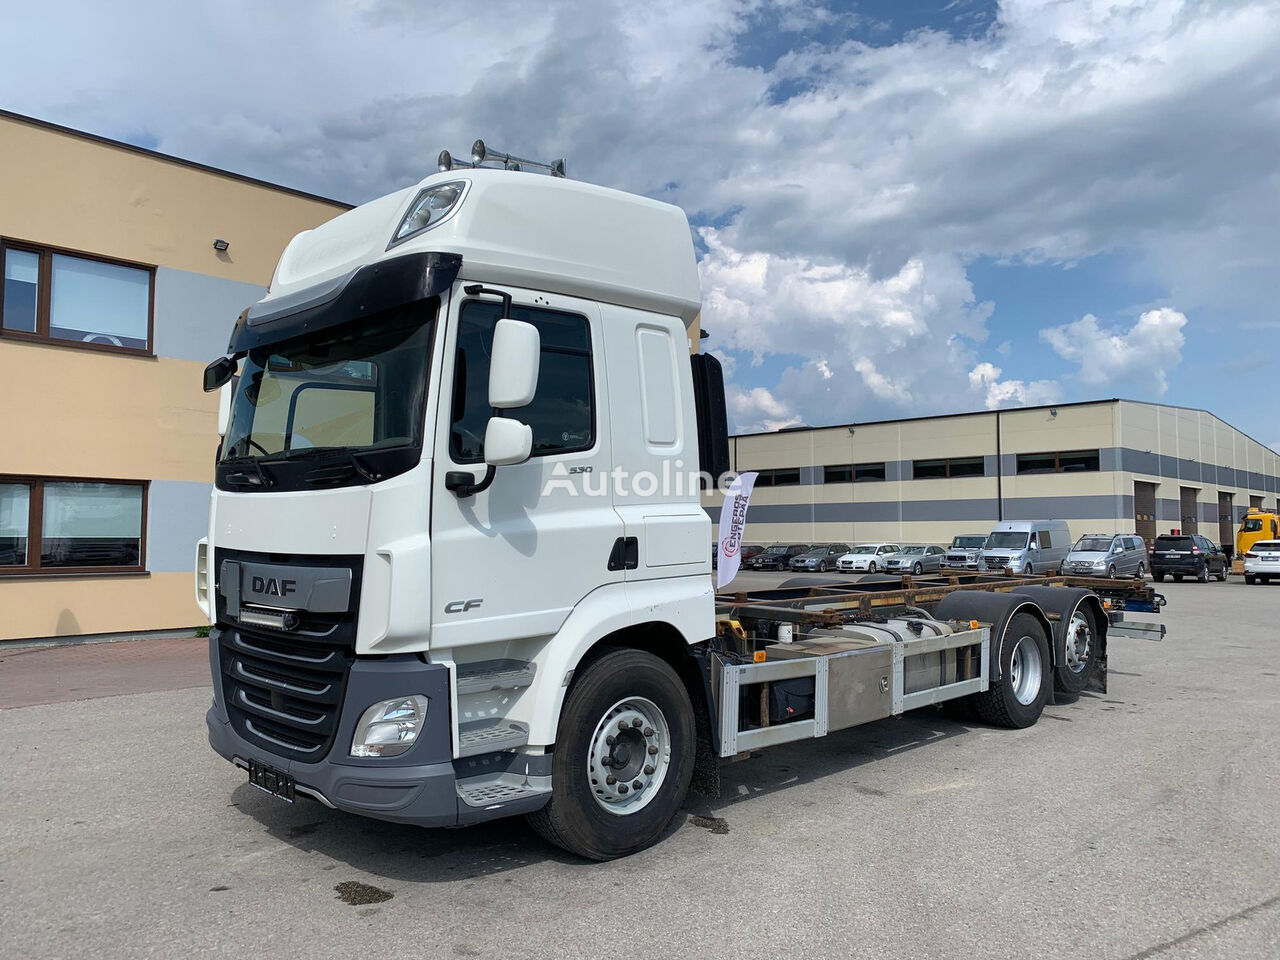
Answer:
[229,707,977,881]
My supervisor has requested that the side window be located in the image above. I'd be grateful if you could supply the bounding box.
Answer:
[1039,531,1052,549]
[450,299,594,462]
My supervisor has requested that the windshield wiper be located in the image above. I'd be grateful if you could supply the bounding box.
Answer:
[276,447,382,484]
[221,455,275,488]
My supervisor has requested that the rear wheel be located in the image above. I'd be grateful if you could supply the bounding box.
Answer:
[1173,574,1183,582]
[1154,571,1165,582]
[973,612,1051,728]
[526,648,695,861]
[1054,604,1100,694]
[1245,574,1256,585]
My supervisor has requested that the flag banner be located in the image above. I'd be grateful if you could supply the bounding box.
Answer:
[716,472,758,589]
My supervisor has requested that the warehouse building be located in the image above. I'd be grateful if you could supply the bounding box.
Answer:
[715,399,1280,552]
[0,110,350,641]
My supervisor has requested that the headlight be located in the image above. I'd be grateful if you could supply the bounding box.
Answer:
[350,695,429,758]
[390,181,466,246]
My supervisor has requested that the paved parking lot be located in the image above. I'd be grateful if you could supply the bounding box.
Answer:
[2,577,1277,959]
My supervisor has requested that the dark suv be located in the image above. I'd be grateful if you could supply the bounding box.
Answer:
[1150,534,1227,583]
[747,544,810,571]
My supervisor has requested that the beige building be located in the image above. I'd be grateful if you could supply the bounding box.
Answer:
[0,110,350,641]
[710,399,1280,551]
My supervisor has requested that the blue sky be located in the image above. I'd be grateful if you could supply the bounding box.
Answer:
[1,0,1277,449]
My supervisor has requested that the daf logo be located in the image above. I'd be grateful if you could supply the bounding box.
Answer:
[444,598,483,614]
[251,576,297,598]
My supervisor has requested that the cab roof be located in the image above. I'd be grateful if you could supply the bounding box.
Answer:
[262,168,702,326]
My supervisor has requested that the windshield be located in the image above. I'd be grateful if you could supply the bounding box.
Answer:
[986,532,1029,549]
[901,546,926,555]
[951,536,985,548]
[764,546,789,555]
[1241,518,1263,532]
[850,545,877,554]
[1074,537,1114,552]
[222,300,436,466]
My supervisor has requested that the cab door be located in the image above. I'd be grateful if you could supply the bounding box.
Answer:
[429,284,623,652]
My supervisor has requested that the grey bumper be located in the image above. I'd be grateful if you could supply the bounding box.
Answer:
[206,637,548,827]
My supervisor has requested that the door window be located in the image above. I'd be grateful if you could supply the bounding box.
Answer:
[450,299,594,462]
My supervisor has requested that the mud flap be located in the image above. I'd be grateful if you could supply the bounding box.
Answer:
[1087,653,1107,694]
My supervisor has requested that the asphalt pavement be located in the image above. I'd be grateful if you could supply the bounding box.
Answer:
[1,576,1277,959]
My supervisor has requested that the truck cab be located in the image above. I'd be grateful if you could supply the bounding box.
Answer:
[199,161,724,856]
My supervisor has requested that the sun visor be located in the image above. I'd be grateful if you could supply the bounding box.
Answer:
[227,251,462,353]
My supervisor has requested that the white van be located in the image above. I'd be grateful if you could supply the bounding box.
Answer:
[979,520,1072,576]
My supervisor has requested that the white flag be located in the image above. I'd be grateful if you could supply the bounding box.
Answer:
[716,472,758,589]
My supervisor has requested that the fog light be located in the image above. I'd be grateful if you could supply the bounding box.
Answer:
[350,695,429,758]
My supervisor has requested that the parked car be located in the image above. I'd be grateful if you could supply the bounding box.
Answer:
[882,544,946,575]
[712,542,763,570]
[1150,534,1227,582]
[943,534,987,569]
[837,543,901,573]
[1061,533,1147,579]
[789,543,852,573]
[1242,539,1280,584]
[746,544,810,571]
[979,520,1072,576]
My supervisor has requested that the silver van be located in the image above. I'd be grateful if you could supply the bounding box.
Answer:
[1062,533,1147,579]
[979,520,1072,576]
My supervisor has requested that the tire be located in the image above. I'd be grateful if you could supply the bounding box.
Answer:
[912,562,923,575]
[1154,572,1165,583]
[526,648,695,861]
[867,561,877,573]
[1216,565,1227,582]
[1197,564,1209,583]
[1024,564,1033,576]
[1055,603,1100,695]
[1137,562,1146,579]
[973,612,1052,728]
[1173,574,1183,582]
[1244,574,1255,585]
[1108,564,1117,579]
[818,560,828,573]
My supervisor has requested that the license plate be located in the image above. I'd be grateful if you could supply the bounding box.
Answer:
[1263,556,1279,562]
[248,759,295,802]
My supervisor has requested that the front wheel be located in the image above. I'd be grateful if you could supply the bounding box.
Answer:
[867,561,877,573]
[1108,564,1117,579]
[1216,565,1227,582]
[1197,564,1209,583]
[1137,562,1146,578]
[912,562,923,575]
[973,612,1051,728]
[818,560,828,573]
[526,648,695,861]
[1024,564,1034,576]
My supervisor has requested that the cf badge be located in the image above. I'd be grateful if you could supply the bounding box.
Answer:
[444,598,484,614]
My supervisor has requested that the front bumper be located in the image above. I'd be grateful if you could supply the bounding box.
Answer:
[206,633,547,826]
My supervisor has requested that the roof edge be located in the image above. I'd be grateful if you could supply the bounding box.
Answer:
[0,108,354,210]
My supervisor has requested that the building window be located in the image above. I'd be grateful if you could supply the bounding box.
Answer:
[823,465,853,483]
[0,477,147,575]
[1016,449,1101,475]
[752,467,802,487]
[0,241,154,354]
[450,298,594,462]
[855,462,886,482]
[912,456,985,479]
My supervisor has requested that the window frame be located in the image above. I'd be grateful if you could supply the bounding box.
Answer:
[1015,449,1101,475]
[0,238,156,357]
[854,461,887,482]
[752,467,803,487]
[0,475,149,577]
[911,456,986,479]
[448,297,597,465]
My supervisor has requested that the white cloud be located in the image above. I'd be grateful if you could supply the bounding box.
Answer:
[1,0,1276,430]
[727,385,803,433]
[968,362,1062,410]
[1041,307,1188,395]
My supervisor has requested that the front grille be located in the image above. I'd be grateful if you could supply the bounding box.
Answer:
[220,626,354,762]
[984,556,1010,570]
[214,548,362,763]
[947,554,969,564]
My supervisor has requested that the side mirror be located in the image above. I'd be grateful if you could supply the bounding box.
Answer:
[204,355,237,392]
[217,381,233,437]
[484,417,533,466]
[488,319,540,408]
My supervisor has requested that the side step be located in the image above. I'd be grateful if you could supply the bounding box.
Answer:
[457,772,550,808]
[456,659,537,695]
[458,719,529,757]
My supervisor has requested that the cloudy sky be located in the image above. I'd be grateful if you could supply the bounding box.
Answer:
[3,0,1278,447]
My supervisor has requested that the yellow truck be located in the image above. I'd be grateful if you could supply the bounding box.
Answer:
[1234,511,1280,572]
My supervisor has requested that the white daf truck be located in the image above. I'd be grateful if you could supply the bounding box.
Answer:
[198,144,1162,860]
